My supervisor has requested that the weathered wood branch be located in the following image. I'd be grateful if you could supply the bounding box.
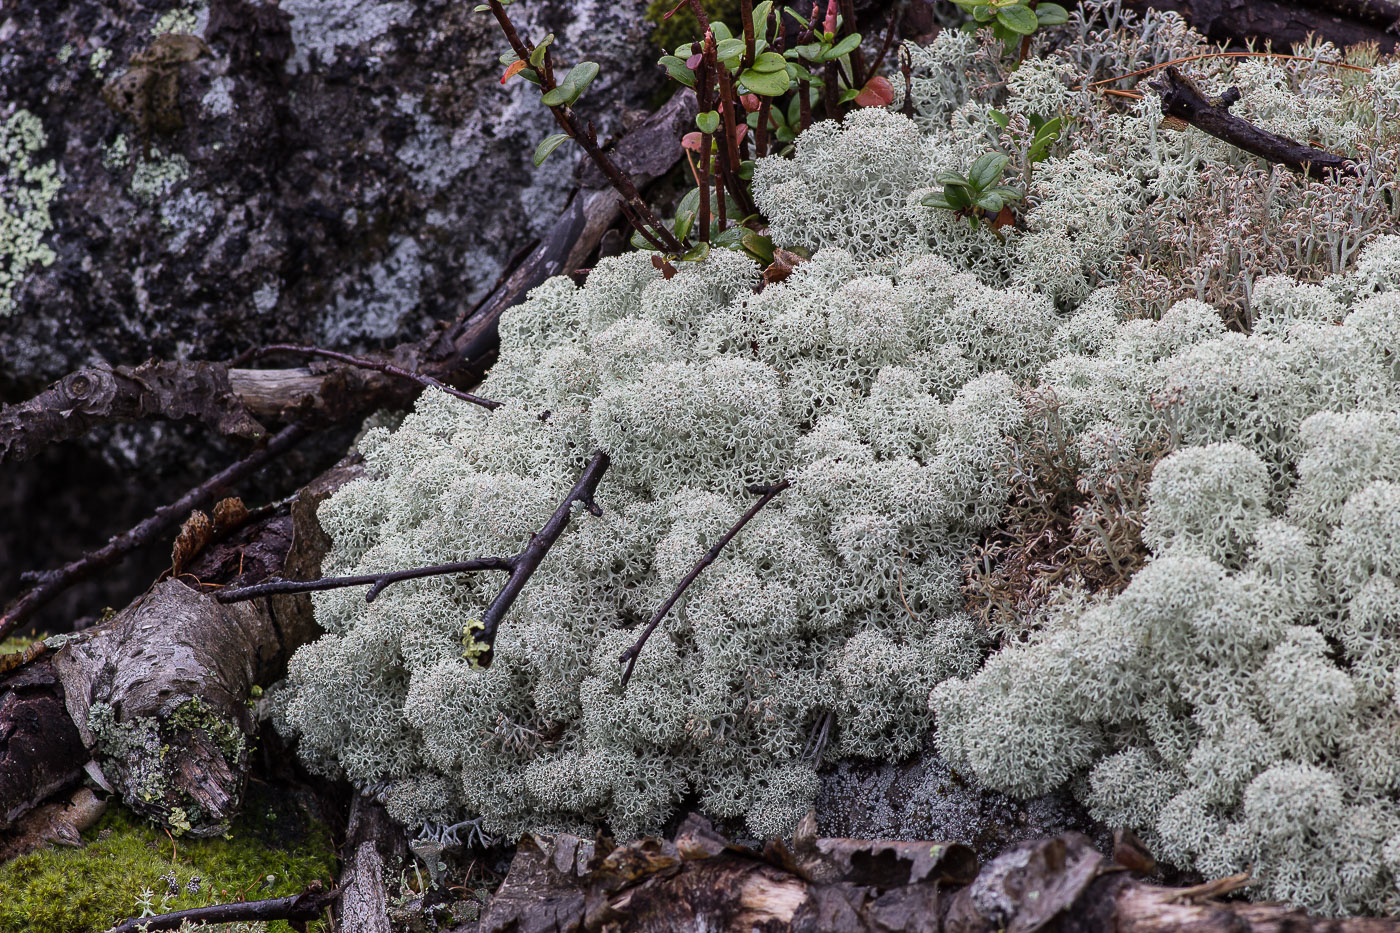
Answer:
[479,814,1400,933]
[1119,0,1400,52]
[335,797,406,933]
[1152,66,1359,179]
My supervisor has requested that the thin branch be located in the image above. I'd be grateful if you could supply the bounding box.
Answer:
[242,345,502,410]
[219,450,611,668]
[485,0,682,253]
[0,423,311,641]
[618,479,789,688]
[105,885,340,933]
[215,557,515,602]
[1151,66,1358,179]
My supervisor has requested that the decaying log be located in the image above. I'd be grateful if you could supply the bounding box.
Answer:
[0,457,362,837]
[0,661,89,828]
[1119,0,1400,52]
[336,797,407,933]
[1152,66,1359,179]
[479,814,1400,933]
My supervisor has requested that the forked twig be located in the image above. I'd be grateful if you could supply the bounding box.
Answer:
[618,479,790,688]
[219,450,611,668]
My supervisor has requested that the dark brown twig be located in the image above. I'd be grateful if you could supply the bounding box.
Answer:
[213,557,515,602]
[1151,66,1359,179]
[618,479,789,688]
[105,884,340,933]
[240,345,502,410]
[485,0,682,252]
[0,423,311,641]
[220,450,611,668]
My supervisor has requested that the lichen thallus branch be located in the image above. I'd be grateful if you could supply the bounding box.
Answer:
[484,0,683,253]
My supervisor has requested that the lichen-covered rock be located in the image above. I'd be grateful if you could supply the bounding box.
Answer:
[0,0,660,631]
[0,0,658,391]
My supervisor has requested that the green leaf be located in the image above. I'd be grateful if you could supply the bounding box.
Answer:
[630,228,655,250]
[753,1,774,40]
[711,21,733,42]
[988,108,1009,130]
[960,21,979,33]
[681,241,711,262]
[976,192,1004,213]
[738,159,756,180]
[822,33,861,62]
[742,232,775,265]
[674,209,695,243]
[532,133,571,167]
[943,185,973,209]
[793,42,824,61]
[996,4,1039,35]
[1033,115,1063,143]
[712,226,746,249]
[973,4,996,22]
[968,152,1010,190]
[540,61,600,107]
[839,87,861,104]
[696,110,721,134]
[987,184,1024,201]
[658,55,696,87]
[751,50,787,72]
[1034,2,1069,25]
[935,171,969,187]
[740,66,791,97]
[921,192,954,210]
[529,34,553,68]
[716,37,746,63]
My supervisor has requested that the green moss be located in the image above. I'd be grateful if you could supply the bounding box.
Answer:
[645,0,741,54]
[0,786,337,933]
[0,637,34,655]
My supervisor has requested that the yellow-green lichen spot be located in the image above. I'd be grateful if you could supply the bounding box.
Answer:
[461,619,488,668]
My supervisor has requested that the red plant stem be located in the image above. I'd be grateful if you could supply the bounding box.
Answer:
[696,43,713,243]
[714,65,755,216]
[756,99,771,157]
[799,78,812,131]
[823,60,840,120]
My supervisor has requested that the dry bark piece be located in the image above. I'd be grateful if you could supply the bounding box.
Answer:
[0,661,88,828]
[479,818,1400,933]
[1119,0,1400,53]
[336,797,408,933]
[0,787,106,862]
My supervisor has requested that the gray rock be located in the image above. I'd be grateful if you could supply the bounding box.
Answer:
[817,735,1109,861]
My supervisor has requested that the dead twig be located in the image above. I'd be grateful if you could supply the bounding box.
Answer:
[1150,66,1358,179]
[105,884,340,933]
[234,345,502,410]
[618,479,790,688]
[219,450,611,668]
[0,423,311,641]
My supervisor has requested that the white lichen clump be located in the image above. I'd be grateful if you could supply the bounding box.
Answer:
[0,109,60,317]
[277,1,1400,914]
